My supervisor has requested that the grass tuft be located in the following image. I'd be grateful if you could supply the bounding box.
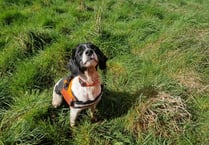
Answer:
[0,10,27,26]
[19,30,55,56]
[126,91,192,141]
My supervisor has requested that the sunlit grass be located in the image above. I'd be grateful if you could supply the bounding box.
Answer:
[0,0,208,144]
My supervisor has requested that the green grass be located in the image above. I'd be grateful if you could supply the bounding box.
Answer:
[0,0,209,144]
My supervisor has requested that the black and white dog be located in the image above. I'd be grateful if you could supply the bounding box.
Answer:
[52,42,107,127]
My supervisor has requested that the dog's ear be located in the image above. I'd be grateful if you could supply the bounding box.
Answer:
[71,48,76,60]
[89,43,107,70]
[67,48,79,76]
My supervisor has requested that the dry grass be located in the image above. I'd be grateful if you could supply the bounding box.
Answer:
[174,70,205,93]
[129,91,191,138]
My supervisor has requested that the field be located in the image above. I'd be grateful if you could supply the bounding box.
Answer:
[0,0,209,144]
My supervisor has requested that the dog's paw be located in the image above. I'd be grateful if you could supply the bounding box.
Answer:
[91,116,98,123]
[52,103,60,108]
[70,122,75,127]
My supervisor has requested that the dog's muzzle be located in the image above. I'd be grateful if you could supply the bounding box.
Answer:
[83,50,98,65]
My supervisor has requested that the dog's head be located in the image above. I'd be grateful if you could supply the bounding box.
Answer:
[68,42,107,75]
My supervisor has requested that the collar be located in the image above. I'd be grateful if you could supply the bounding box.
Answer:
[79,77,99,87]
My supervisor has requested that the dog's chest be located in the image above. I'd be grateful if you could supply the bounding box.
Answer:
[71,77,101,102]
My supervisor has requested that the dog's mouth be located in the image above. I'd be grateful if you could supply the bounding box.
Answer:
[84,57,98,65]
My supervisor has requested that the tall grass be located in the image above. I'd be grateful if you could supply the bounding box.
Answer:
[0,0,209,144]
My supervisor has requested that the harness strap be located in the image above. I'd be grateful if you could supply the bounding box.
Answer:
[60,78,103,108]
[72,89,103,109]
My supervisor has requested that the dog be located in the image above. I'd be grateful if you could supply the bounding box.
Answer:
[52,42,107,127]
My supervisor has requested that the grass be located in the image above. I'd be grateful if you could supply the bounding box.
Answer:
[0,0,209,144]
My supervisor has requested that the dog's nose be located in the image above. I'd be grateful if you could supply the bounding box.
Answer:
[85,49,93,56]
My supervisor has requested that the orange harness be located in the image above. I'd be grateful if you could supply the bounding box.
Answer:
[60,78,103,108]
[61,79,76,106]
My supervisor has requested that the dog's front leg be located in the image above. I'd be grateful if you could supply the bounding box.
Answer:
[90,104,98,122]
[70,107,81,127]
[52,93,63,108]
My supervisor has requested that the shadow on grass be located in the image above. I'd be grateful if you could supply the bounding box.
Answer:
[97,89,136,120]
[98,85,158,120]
